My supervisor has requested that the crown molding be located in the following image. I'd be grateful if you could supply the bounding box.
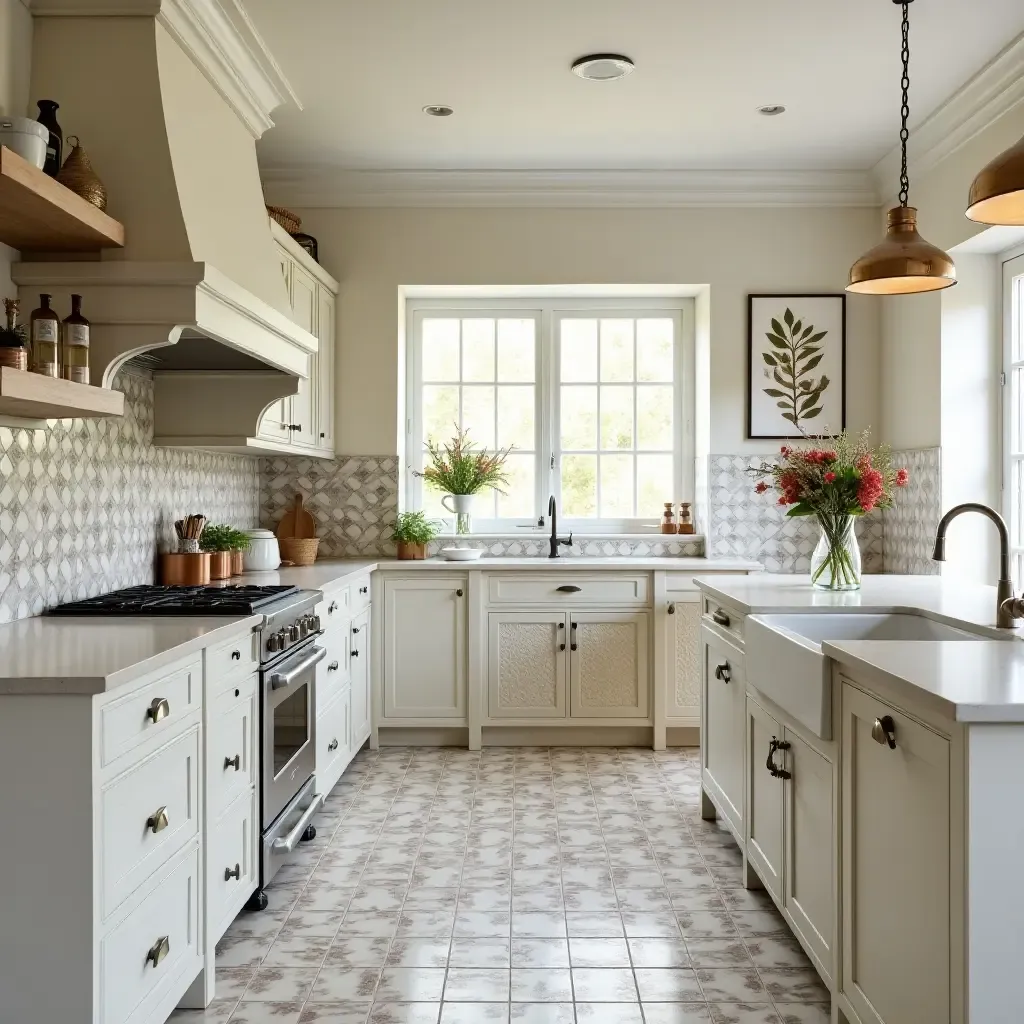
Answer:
[259,167,880,210]
[871,30,1024,203]
[30,0,300,139]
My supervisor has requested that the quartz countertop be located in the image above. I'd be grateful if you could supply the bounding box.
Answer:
[0,614,262,695]
[696,573,1024,722]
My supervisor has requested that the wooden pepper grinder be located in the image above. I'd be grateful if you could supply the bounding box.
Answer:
[661,502,678,534]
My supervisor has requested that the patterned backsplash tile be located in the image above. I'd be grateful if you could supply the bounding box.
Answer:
[884,447,941,575]
[0,369,259,623]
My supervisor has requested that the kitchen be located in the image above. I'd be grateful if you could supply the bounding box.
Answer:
[2,1,1024,1023]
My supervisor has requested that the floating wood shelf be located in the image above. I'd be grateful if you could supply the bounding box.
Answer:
[0,367,124,421]
[0,146,125,252]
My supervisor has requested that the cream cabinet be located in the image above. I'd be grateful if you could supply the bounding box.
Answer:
[382,576,468,721]
[841,683,950,1024]
[488,611,568,719]
[258,221,337,458]
[746,695,785,902]
[665,593,703,723]
[570,612,649,718]
[701,628,746,837]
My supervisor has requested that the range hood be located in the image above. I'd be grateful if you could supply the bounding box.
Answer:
[14,0,311,444]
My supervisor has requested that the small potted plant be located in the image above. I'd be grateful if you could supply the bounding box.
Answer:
[226,526,251,575]
[418,426,512,534]
[392,510,440,560]
[199,523,236,580]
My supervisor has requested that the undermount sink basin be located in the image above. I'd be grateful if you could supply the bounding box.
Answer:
[745,612,986,739]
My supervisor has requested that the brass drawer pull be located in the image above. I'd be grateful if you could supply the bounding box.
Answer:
[224,864,241,881]
[147,698,170,724]
[146,935,170,968]
[714,663,731,684]
[224,754,241,772]
[766,736,792,779]
[556,584,582,593]
[146,806,169,833]
[327,660,340,672]
[871,715,897,749]
[712,608,731,627]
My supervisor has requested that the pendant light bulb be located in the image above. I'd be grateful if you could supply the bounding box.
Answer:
[847,0,956,295]
[966,133,1024,225]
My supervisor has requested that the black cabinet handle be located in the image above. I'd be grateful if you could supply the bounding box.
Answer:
[328,661,339,672]
[715,663,731,684]
[359,586,368,594]
[224,754,241,772]
[871,715,898,749]
[712,608,731,627]
[351,649,359,658]
[224,864,241,881]
[456,589,463,597]
[328,738,339,752]
[556,585,582,593]
[231,650,241,661]
[570,621,578,651]
[352,626,360,634]
[668,603,675,614]
[328,601,338,614]
[766,736,792,779]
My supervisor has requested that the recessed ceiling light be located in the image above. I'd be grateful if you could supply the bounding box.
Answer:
[757,104,786,116]
[423,105,453,117]
[571,53,635,82]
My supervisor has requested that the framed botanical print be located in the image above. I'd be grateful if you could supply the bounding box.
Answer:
[747,293,846,439]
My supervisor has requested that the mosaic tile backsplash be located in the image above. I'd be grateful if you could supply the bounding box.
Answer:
[0,369,259,623]
[883,447,941,576]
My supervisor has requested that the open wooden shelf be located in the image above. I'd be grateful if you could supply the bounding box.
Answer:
[0,146,125,252]
[0,367,124,421]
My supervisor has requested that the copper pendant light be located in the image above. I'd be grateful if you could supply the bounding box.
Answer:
[847,0,956,295]
[966,133,1024,225]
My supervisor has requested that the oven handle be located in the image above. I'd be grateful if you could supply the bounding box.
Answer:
[271,793,324,853]
[270,645,326,690]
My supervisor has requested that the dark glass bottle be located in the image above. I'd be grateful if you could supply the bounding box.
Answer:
[62,294,90,385]
[30,294,60,377]
[36,100,62,176]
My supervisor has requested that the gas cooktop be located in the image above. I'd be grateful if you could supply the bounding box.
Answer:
[48,584,300,616]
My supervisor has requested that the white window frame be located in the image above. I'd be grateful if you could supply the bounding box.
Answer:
[1002,247,1024,580]
[405,296,695,533]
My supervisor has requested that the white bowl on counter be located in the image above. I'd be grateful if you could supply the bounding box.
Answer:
[243,529,281,571]
[0,118,49,170]
[439,547,484,561]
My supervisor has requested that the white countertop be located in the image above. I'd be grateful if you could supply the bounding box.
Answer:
[697,574,1024,722]
[0,615,262,695]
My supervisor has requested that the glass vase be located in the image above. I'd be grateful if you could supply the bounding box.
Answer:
[810,514,862,591]
[442,494,474,536]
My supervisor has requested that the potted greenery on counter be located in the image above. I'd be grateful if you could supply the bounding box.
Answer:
[392,511,440,560]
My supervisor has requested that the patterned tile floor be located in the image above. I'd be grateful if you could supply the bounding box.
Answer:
[170,747,830,1024]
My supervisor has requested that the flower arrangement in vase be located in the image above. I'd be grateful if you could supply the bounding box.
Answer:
[749,430,909,591]
[418,426,513,535]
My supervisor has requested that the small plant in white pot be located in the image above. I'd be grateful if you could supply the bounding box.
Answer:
[418,426,512,535]
[391,511,441,560]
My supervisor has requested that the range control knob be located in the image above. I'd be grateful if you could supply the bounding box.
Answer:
[304,614,320,633]
[288,623,300,642]
[310,614,321,632]
[298,619,309,639]
[266,632,282,653]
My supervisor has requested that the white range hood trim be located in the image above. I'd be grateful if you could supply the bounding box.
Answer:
[30,0,299,139]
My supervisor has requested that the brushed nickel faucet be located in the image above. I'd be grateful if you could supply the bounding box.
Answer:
[932,503,1020,628]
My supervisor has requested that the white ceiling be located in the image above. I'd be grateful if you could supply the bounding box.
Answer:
[248,0,1024,175]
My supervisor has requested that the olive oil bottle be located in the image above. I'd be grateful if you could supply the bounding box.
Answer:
[30,293,60,377]
[62,294,90,385]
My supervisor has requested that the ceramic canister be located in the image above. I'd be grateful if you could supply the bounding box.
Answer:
[243,529,281,571]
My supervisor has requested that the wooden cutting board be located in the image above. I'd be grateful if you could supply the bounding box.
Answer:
[276,494,316,539]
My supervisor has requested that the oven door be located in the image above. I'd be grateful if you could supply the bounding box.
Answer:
[262,641,324,826]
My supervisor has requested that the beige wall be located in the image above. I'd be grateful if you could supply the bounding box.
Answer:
[0,0,31,298]
[296,205,881,455]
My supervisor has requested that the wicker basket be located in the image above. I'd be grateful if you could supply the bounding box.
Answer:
[266,204,301,234]
[279,536,319,566]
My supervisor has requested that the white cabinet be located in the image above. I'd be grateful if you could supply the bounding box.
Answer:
[746,695,784,902]
[382,576,468,721]
[701,629,745,837]
[350,607,371,750]
[488,611,567,719]
[316,684,352,798]
[841,683,950,1024]
[288,263,317,448]
[570,612,649,718]
[316,288,335,450]
[666,594,702,723]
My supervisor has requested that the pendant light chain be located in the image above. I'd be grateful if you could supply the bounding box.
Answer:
[898,0,911,207]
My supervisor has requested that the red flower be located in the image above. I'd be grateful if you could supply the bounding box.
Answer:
[895,468,909,487]
[777,497,788,506]
[755,481,770,494]
[824,471,836,484]
[823,451,837,463]
[857,467,884,513]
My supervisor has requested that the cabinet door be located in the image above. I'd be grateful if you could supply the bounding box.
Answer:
[315,686,351,798]
[258,250,294,441]
[570,611,649,719]
[841,683,950,1024]
[316,289,335,452]
[350,608,371,749]
[488,612,567,718]
[289,264,318,447]
[701,631,745,835]
[784,726,835,984]
[667,595,702,723]
[746,696,784,902]
[383,578,467,720]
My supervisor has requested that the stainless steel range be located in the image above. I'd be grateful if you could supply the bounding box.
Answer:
[50,582,326,910]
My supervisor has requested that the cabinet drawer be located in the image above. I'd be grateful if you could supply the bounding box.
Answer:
[316,687,351,795]
[209,790,257,944]
[101,728,200,918]
[352,575,372,613]
[99,658,200,767]
[487,574,649,606]
[206,630,259,689]
[209,675,257,819]
[322,582,351,622]
[100,846,201,1024]
[703,596,745,642]
[316,620,350,710]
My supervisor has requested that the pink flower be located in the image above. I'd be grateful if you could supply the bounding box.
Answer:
[857,467,884,513]
[824,471,836,484]
[780,445,791,457]
[755,481,770,494]
[896,467,909,487]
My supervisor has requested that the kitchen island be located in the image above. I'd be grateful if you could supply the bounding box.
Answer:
[695,572,1024,1024]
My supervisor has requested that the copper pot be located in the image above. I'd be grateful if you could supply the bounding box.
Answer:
[209,551,233,580]
[160,553,187,585]
[181,552,210,585]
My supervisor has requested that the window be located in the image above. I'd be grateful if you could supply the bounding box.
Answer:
[407,297,693,531]
[1005,252,1024,580]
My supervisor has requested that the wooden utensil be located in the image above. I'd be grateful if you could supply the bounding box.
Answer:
[276,494,316,540]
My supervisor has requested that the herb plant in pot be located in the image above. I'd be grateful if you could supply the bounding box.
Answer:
[226,527,250,575]
[392,511,440,560]
[418,426,512,535]
[199,523,237,580]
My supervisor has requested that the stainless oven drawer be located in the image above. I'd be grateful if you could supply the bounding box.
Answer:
[262,774,322,886]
